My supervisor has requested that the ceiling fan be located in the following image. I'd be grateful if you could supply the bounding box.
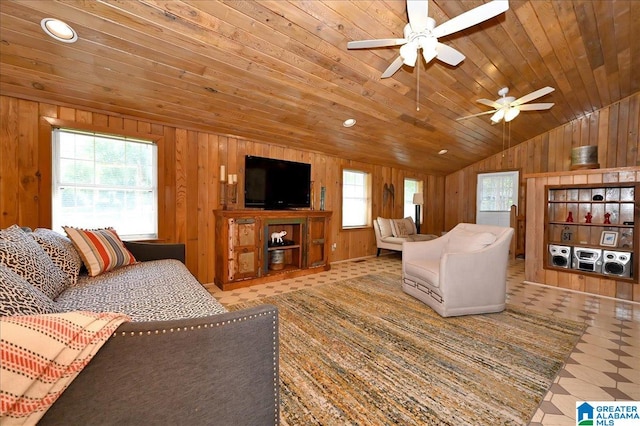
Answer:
[457,86,555,123]
[347,0,509,78]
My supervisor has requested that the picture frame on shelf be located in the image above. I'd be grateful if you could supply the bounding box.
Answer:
[600,231,618,247]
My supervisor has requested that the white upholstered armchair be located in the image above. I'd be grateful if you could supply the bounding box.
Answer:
[402,223,514,317]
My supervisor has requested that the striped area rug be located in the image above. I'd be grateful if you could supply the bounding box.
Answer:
[230,273,585,425]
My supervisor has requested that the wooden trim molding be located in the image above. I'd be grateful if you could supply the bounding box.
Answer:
[524,166,640,179]
[42,117,162,142]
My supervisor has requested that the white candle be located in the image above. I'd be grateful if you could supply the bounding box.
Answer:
[228,173,232,183]
[233,174,238,184]
[220,165,226,182]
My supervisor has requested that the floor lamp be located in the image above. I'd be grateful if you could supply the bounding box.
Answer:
[413,192,424,234]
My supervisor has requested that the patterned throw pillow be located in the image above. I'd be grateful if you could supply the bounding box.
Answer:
[63,227,136,277]
[391,219,409,237]
[31,228,83,286]
[402,217,417,235]
[0,264,58,316]
[0,225,68,299]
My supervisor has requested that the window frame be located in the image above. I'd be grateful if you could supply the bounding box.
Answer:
[476,170,519,213]
[51,126,159,240]
[341,168,372,230]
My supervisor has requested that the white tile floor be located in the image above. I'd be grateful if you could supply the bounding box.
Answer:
[206,254,640,426]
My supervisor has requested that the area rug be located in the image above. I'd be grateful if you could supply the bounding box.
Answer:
[230,273,585,425]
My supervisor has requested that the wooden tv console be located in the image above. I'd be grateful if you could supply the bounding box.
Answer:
[214,210,332,290]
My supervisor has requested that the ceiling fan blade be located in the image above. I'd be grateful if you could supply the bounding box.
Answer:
[456,110,497,121]
[477,98,503,109]
[407,0,429,33]
[512,86,555,105]
[347,38,407,49]
[517,103,555,111]
[433,0,509,38]
[381,56,405,78]
[435,43,465,66]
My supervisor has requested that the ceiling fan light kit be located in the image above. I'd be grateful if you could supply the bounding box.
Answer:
[458,86,556,123]
[503,107,521,122]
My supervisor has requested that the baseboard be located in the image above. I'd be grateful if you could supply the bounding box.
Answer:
[522,280,640,305]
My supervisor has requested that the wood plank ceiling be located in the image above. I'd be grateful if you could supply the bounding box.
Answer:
[1,0,638,175]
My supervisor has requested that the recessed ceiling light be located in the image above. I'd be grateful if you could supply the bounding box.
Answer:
[438,149,448,155]
[41,18,78,43]
[343,118,356,128]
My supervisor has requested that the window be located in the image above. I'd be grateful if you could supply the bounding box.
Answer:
[342,169,371,228]
[52,128,158,239]
[476,171,519,227]
[403,178,423,219]
[477,171,518,212]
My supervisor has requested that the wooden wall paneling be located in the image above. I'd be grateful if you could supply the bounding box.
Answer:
[91,112,109,128]
[207,135,220,283]
[327,156,340,260]
[197,132,210,282]
[0,97,19,228]
[123,118,138,133]
[547,128,558,172]
[629,94,639,166]
[17,99,39,227]
[616,281,633,301]
[588,110,599,148]
[174,129,188,245]
[155,127,166,241]
[136,118,150,134]
[217,135,228,199]
[227,137,239,183]
[607,102,620,167]
[616,97,630,167]
[560,121,572,170]
[75,109,91,125]
[443,172,457,230]
[161,127,176,243]
[185,130,199,275]
[57,107,74,122]
[597,106,610,166]
[556,266,572,290]
[524,175,539,283]
[525,135,536,173]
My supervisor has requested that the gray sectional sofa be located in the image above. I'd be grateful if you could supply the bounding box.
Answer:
[0,226,279,425]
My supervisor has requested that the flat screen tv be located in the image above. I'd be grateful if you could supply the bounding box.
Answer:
[244,155,311,209]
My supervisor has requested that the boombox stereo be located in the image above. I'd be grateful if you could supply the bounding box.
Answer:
[602,251,632,278]
[572,247,602,273]
[548,244,571,268]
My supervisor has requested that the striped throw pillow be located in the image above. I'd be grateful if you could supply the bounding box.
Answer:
[63,227,136,277]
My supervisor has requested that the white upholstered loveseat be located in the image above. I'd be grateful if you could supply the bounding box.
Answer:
[402,223,514,317]
[374,216,436,256]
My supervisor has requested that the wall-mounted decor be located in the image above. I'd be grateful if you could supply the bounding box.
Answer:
[600,231,618,247]
[561,226,573,242]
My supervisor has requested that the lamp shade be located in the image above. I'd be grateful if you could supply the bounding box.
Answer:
[413,193,424,204]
